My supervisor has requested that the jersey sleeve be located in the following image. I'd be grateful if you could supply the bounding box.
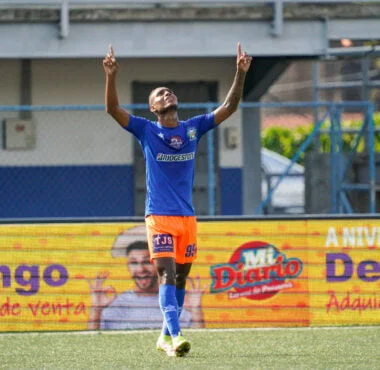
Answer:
[189,112,215,139]
[125,114,151,140]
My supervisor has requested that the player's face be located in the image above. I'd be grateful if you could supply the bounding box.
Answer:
[149,87,178,115]
[127,249,158,292]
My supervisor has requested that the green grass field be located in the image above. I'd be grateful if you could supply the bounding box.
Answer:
[0,327,379,370]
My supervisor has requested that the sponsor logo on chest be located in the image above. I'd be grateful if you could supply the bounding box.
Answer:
[169,135,183,149]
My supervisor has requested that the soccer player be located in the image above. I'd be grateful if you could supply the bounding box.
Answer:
[103,43,252,356]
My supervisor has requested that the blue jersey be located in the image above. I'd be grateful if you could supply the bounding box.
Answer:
[126,113,215,216]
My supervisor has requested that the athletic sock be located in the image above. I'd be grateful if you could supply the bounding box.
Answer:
[159,284,180,337]
[162,287,186,336]
[176,287,186,318]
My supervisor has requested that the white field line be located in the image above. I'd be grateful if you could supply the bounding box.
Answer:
[0,325,379,337]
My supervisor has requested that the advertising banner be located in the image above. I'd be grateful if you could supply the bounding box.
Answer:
[0,218,378,332]
[197,221,309,328]
[307,219,380,326]
[0,223,137,332]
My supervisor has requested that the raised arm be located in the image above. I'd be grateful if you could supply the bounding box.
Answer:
[213,42,253,125]
[103,45,130,128]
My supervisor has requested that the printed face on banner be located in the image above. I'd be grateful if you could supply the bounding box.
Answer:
[0,219,378,332]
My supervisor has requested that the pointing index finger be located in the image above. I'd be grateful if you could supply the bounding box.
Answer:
[237,42,242,57]
[109,44,114,58]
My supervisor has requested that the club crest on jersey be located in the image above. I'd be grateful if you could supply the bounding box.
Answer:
[187,127,197,141]
[169,135,183,149]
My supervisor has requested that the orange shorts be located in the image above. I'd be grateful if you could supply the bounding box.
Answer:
[145,215,197,264]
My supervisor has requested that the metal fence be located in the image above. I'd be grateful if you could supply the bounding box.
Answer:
[0,101,378,219]
[1,0,380,43]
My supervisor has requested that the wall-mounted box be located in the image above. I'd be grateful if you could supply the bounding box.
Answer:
[224,126,239,149]
[2,118,36,150]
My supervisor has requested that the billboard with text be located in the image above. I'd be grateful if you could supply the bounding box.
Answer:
[0,218,378,332]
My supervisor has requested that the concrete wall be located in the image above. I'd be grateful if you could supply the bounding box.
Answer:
[0,56,243,218]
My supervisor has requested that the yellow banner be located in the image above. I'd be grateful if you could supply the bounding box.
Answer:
[0,219,378,332]
[0,223,137,332]
[307,219,380,326]
[198,221,309,328]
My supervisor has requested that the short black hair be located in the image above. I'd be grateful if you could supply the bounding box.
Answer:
[126,241,149,256]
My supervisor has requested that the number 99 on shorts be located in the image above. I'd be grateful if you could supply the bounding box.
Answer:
[185,244,197,257]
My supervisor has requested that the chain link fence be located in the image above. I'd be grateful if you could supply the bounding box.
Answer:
[0,102,378,219]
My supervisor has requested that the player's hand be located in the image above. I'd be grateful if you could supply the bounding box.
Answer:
[236,42,252,73]
[103,44,119,76]
[184,276,207,309]
[87,271,117,309]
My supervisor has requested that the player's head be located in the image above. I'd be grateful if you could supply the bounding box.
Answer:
[112,226,158,293]
[149,86,178,116]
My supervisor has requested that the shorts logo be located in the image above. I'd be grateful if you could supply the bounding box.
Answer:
[187,127,197,141]
[169,136,183,149]
[153,234,174,254]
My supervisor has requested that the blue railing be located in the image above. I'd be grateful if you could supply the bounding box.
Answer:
[0,101,377,216]
[1,1,379,5]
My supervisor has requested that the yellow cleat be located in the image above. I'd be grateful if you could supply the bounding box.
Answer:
[172,334,191,357]
[156,334,176,357]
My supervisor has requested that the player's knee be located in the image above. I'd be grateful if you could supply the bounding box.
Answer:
[155,257,176,285]
[175,263,192,288]
[160,269,176,285]
[176,272,187,289]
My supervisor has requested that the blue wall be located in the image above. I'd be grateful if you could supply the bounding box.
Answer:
[220,168,242,215]
[1,165,242,218]
[0,165,134,218]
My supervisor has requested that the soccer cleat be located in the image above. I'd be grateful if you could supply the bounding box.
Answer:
[172,334,191,357]
[156,334,175,357]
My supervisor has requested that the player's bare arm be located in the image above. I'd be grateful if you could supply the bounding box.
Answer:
[103,45,130,128]
[213,42,253,125]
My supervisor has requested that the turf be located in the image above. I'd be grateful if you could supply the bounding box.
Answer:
[0,327,379,370]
